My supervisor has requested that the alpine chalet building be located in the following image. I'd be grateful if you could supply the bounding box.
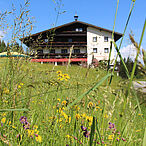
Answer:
[21,15,122,66]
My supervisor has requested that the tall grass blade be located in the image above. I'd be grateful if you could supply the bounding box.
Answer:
[0,109,29,112]
[112,40,130,79]
[66,73,112,109]
[90,116,95,146]
[143,127,146,146]
[127,19,146,96]
[109,1,135,84]
[107,0,119,71]
[96,119,103,146]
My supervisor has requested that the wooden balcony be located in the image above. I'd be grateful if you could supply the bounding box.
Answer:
[34,53,87,59]
[37,42,87,47]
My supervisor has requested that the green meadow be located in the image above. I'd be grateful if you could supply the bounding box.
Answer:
[0,58,145,146]
[0,0,146,145]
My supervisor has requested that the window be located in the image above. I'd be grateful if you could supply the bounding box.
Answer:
[93,48,97,53]
[44,39,48,42]
[79,28,83,32]
[74,49,80,54]
[104,37,108,42]
[68,38,72,42]
[104,48,109,53]
[93,37,97,42]
[61,49,67,54]
[37,50,43,54]
[50,49,55,53]
[75,28,83,32]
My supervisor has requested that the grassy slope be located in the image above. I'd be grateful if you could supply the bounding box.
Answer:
[0,58,145,145]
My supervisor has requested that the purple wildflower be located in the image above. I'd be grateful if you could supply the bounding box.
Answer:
[23,121,30,130]
[81,126,87,131]
[83,131,90,138]
[20,116,27,124]
[109,122,115,129]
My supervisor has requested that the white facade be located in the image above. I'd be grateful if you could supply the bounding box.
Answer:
[87,27,114,65]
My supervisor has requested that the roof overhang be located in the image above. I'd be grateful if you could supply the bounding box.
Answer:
[20,21,123,47]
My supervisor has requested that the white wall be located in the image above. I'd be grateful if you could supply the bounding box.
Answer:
[87,27,114,65]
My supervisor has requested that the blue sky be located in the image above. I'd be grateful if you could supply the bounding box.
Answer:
[0,0,146,53]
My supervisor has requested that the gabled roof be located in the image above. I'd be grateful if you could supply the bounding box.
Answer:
[21,21,122,42]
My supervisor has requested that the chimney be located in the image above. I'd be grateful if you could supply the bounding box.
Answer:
[74,12,78,21]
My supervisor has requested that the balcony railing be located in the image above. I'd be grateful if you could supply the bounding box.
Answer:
[33,53,87,59]
[37,42,87,47]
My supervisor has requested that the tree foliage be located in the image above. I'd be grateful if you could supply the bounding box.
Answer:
[0,39,24,53]
[119,57,144,79]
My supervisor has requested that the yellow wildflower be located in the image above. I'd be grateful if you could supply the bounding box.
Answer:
[86,116,93,126]
[2,113,6,117]
[104,114,108,119]
[12,126,16,129]
[81,113,86,118]
[108,134,114,140]
[63,74,70,81]
[138,113,143,116]
[75,114,80,120]
[27,129,34,137]
[18,85,21,89]
[58,76,64,81]
[74,105,80,111]
[33,125,38,130]
[88,102,93,108]
[8,121,11,125]
[3,88,9,94]
[3,100,8,103]
[36,135,42,143]
[1,117,6,124]
[56,70,62,74]
[136,129,141,132]
[57,98,61,102]
[66,135,70,139]
[68,116,71,123]
[61,100,67,106]
[20,83,24,86]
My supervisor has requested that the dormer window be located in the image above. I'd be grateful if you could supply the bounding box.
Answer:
[75,28,83,32]
[93,37,97,42]
[44,39,48,42]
